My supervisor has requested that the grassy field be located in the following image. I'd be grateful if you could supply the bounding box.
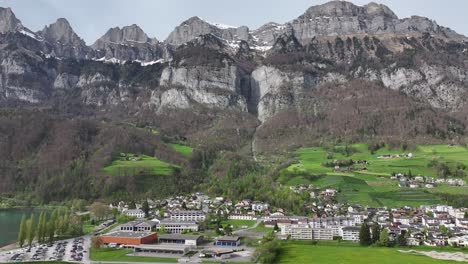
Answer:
[83,224,95,234]
[103,153,175,176]
[90,248,177,263]
[277,242,461,264]
[288,144,468,177]
[170,143,193,156]
[221,219,257,230]
[282,144,468,207]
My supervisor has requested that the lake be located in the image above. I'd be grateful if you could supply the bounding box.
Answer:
[0,208,45,247]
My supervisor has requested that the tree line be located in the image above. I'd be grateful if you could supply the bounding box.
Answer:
[17,208,83,247]
[359,223,409,247]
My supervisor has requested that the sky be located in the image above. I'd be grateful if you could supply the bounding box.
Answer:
[0,0,467,45]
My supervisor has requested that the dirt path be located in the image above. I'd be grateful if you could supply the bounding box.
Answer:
[251,123,262,162]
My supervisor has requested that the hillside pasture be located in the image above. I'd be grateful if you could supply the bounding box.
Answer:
[103,154,175,176]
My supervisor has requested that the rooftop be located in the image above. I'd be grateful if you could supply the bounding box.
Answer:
[135,244,190,251]
[102,231,154,238]
[216,236,240,242]
[158,234,203,240]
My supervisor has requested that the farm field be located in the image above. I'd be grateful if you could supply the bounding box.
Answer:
[103,153,175,176]
[90,248,177,263]
[288,144,468,177]
[277,242,461,264]
[282,144,468,207]
[170,143,193,156]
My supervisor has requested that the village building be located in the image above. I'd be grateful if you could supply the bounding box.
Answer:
[215,236,241,247]
[123,209,145,219]
[100,232,157,246]
[341,226,360,241]
[120,220,157,232]
[158,234,203,246]
[251,202,269,212]
[170,210,206,222]
[157,219,199,233]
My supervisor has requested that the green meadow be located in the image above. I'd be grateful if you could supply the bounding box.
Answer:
[282,144,468,207]
[103,153,175,176]
[170,143,194,156]
[221,219,257,230]
[288,144,468,177]
[277,242,461,264]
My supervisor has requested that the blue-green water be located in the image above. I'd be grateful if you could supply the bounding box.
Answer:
[0,208,45,247]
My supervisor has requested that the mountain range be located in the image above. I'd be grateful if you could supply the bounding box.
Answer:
[0,1,468,200]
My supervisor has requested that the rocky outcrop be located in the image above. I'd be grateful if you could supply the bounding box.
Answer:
[165,16,249,46]
[92,24,156,46]
[253,1,465,46]
[0,7,23,33]
[91,24,169,62]
[158,58,248,111]
[0,1,468,130]
[37,18,90,59]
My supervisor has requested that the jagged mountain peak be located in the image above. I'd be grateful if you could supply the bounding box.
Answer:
[37,17,85,46]
[0,7,24,33]
[92,24,156,47]
[165,16,249,46]
[364,2,398,19]
[300,0,397,20]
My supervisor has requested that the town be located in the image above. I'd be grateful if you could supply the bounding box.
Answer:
[1,188,467,263]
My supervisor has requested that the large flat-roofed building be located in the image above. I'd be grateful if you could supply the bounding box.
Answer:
[158,234,203,246]
[311,228,333,240]
[157,219,199,233]
[170,210,206,222]
[341,226,360,241]
[134,244,190,255]
[215,236,241,247]
[282,224,313,240]
[100,232,157,246]
[120,220,157,232]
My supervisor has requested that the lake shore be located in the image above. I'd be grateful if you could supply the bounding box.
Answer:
[0,242,19,252]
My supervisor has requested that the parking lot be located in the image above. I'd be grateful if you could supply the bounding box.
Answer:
[0,235,90,263]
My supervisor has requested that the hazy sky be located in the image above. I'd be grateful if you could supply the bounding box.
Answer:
[0,0,466,44]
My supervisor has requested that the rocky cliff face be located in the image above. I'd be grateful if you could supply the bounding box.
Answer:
[1,1,468,145]
[91,24,170,62]
[252,1,466,46]
[37,18,90,59]
[165,16,250,46]
[0,7,23,33]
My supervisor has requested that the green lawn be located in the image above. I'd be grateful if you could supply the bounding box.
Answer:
[221,219,257,230]
[277,242,461,264]
[170,143,193,156]
[90,248,177,263]
[83,224,96,234]
[103,153,175,176]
